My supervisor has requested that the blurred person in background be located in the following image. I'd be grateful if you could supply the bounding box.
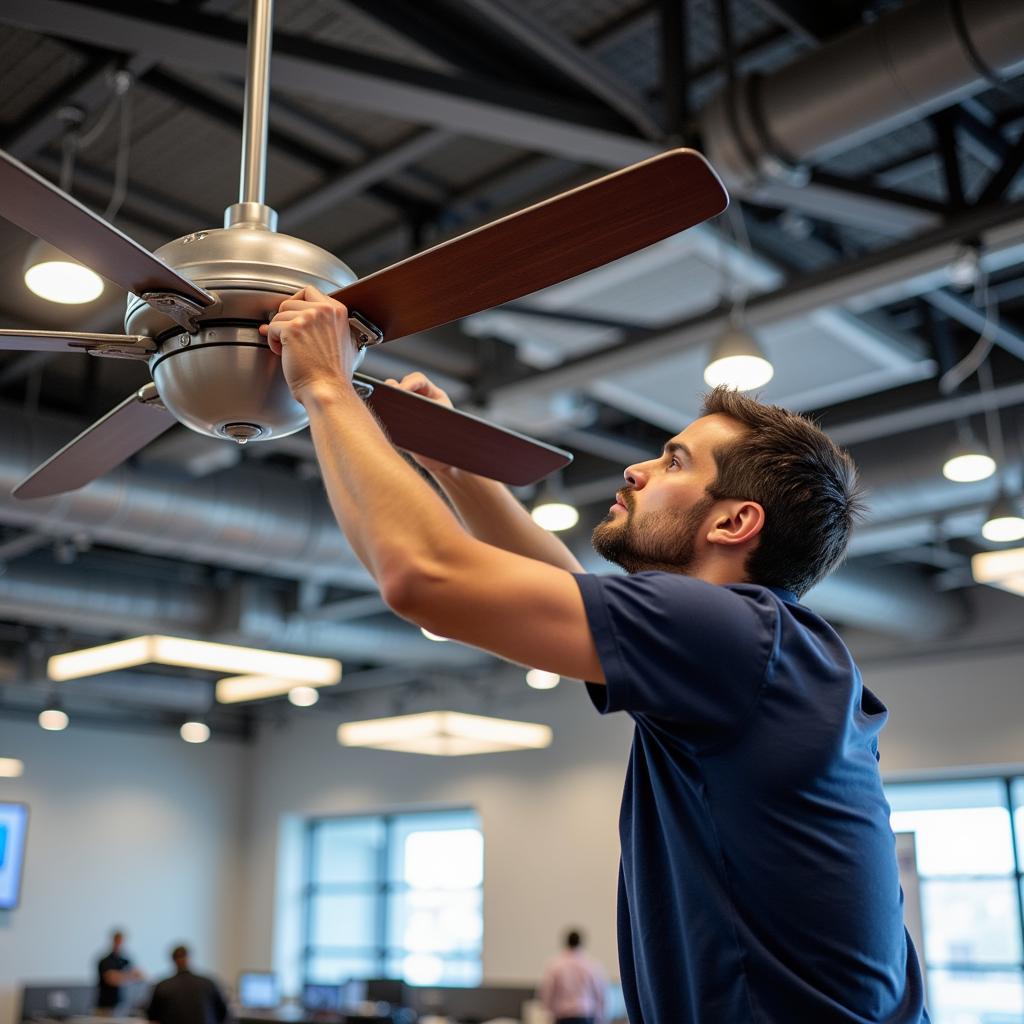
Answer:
[539,929,606,1024]
[147,945,228,1024]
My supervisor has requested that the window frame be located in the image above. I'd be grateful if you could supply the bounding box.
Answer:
[301,808,483,987]
[886,773,1024,988]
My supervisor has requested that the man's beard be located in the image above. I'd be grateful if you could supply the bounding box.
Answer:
[591,491,715,575]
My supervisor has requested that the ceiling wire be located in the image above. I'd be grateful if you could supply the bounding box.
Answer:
[937,267,998,395]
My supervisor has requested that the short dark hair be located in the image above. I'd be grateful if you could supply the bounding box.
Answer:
[565,930,583,949]
[701,387,863,597]
[171,945,189,963]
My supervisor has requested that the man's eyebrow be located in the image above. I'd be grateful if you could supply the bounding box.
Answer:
[663,441,691,460]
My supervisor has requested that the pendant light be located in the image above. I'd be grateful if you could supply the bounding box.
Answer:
[982,493,1024,543]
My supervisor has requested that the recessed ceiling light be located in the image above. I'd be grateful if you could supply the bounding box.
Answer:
[180,720,210,744]
[287,685,320,707]
[526,669,560,690]
[38,708,69,731]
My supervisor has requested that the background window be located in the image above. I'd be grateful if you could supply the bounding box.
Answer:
[887,777,1024,1024]
[303,809,483,988]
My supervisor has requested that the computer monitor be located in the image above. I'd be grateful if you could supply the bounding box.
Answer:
[362,978,404,1006]
[301,983,341,1013]
[237,972,280,1010]
[0,802,29,910]
[408,985,534,1022]
[19,984,96,1022]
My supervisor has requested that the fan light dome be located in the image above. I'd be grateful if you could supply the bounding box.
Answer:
[24,240,103,304]
[704,324,773,391]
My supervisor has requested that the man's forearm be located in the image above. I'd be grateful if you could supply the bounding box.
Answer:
[432,466,584,573]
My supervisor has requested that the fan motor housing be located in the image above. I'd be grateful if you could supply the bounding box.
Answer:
[125,215,360,441]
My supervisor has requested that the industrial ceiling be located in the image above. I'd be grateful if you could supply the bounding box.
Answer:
[0,0,1023,736]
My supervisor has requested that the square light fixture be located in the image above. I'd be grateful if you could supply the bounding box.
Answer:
[337,711,552,756]
[216,674,333,704]
[971,548,1024,596]
[0,757,24,778]
[48,635,341,685]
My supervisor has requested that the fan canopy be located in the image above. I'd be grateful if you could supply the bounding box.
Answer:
[129,217,358,442]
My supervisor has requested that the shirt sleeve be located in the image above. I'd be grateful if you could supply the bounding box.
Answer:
[575,572,779,742]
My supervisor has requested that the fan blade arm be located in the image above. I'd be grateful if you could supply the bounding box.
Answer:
[13,383,176,500]
[332,148,728,344]
[0,330,156,360]
[355,374,571,486]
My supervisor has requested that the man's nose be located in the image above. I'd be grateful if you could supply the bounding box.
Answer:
[624,463,646,488]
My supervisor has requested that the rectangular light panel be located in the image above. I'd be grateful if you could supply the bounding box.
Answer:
[0,758,24,778]
[338,711,552,756]
[216,675,333,704]
[972,547,1024,585]
[48,635,341,685]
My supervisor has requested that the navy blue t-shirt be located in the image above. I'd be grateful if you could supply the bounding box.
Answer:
[575,571,928,1024]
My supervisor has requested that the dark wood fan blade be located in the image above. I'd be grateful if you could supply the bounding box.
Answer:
[0,148,214,308]
[0,330,155,360]
[356,374,571,486]
[14,384,177,500]
[333,148,727,343]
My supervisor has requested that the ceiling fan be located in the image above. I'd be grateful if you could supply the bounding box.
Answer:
[0,0,728,502]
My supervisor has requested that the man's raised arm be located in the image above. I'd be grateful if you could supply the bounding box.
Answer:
[386,373,585,573]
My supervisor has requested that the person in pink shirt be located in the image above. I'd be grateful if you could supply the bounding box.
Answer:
[539,929,607,1024]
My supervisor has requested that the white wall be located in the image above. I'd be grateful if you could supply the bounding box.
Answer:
[239,671,633,988]
[0,718,247,1024]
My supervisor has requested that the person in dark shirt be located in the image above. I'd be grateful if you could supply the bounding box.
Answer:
[262,293,929,1022]
[147,945,228,1024]
[97,929,143,1012]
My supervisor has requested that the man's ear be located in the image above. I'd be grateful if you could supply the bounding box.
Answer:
[706,500,765,547]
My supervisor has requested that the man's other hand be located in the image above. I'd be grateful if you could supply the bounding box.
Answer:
[385,372,457,475]
[260,285,356,403]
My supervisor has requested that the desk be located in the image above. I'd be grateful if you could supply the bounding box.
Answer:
[236,1011,398,1024]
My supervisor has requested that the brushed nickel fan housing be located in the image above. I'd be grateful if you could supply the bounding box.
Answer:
[126,203,360,442]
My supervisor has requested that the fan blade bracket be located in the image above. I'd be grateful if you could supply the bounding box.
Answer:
[84,336,158,361]
[136,382,166,409]
[140,291,212,333]
[348,311,384,350]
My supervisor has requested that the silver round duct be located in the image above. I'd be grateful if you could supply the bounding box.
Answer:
[701,0,1024,188]
[0,561,487,668]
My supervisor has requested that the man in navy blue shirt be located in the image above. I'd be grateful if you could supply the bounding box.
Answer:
[262,288,929,1023]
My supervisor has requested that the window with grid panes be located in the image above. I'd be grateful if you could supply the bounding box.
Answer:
[886,777,1024,1024]
[303,809,483,988]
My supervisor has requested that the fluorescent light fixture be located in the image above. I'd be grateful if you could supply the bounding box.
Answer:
[704,323,773,391]
[24,240,103,304]
[216,675,333,704]
[420,627,449,642]
[288,685,320,707]
[338,711,552,756]
[49,635,341,685]
[531,502,579,532]
[526,669,560,690]
[38,708,69,731]
[180,721,210,744]
[0,757,24,778]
